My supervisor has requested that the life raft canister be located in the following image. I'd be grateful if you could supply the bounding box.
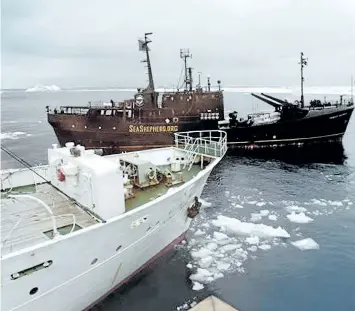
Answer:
[57,168,65,182]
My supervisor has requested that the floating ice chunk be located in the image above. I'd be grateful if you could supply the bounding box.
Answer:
[212,215,290,238]
[216,262,231,271]
[186,263,193,269]
[259,244,271,250]
[206,242,218,251]
[231,203,244,208]
[256,202,266,207]
[200,198,212,207]
[191,248,213,258]
[199,256,214,268]
[213,231,229,241]
[311,199,327,206]
[260,210,270,216]
[213,272,224,280]
[250,213,263,222]
[247,246,258,252]
[189,268,213,283]
[286,205,307,213]
[268,214,278,221]
[192,282,204,291]
[25,84,61,92]
[194,229,205,236]
[328,200,343,206]
[221,244,241,251]
[246,236,260,245]
[287,212,314,224]
[247,201,258,205]
[0,131,31,140]
[234,248,248,260]
[291,238,319,250]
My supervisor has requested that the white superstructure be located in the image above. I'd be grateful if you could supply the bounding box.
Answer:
[1,130,227,311]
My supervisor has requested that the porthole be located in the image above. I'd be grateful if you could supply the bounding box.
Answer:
[113,127,116,130]
[29,287,38,295]
[99,126,102,130]
[91,258,98,265]
[84,125,87,129]
[71,125,75,128]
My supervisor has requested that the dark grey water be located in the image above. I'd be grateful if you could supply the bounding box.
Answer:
[1,90,355,311]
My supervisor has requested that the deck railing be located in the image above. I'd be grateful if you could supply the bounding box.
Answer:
[174,130,228,158]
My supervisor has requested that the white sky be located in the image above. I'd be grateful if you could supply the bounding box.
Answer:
[2,0,355,89]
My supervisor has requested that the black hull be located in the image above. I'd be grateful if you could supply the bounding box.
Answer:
[224,106,354,149]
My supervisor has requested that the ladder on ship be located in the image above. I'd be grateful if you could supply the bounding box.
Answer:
[183,137,199,171]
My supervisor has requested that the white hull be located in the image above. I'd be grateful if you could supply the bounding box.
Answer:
[1,163,212,311]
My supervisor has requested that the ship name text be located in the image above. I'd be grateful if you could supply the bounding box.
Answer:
[128,125,179,133]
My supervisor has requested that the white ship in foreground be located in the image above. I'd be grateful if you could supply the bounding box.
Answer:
[1,130,227,311]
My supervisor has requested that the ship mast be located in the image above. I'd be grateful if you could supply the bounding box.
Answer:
[180,49,192,91]
[351,75,354,104]
[299,52,308,108]
[139,32,155,92]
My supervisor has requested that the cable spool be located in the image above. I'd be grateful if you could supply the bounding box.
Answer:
[146,168,156,180]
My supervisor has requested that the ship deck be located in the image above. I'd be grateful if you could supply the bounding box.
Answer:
[1,164,204,256]
[125,164,203,211]
[1,183,99,256]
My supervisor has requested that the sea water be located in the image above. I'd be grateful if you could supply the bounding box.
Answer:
[1,88,354,311]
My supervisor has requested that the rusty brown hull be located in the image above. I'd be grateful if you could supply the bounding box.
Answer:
[48,114,218,153]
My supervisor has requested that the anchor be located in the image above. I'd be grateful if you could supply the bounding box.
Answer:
[187,196,202,218]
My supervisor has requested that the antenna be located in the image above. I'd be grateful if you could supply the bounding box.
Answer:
[299,52,308,108]
[180,49,192,91]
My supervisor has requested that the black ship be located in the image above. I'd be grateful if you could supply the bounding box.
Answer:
[219,53,354,149]
[47,44,354,153]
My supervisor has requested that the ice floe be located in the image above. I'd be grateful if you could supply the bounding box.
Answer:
[0,131,32,140]
[184,193,352,290]
[291,238,320,250]
[268,214,278,221]
[286,212,314,224]
[200,198,212,208]
[25,84,61,92]
[212,215,290,238]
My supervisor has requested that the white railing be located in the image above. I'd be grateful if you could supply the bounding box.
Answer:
[174,130,228,158]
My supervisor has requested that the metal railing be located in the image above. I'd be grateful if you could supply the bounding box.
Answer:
[174,130,228,158]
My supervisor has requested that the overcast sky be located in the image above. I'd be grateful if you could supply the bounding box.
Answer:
[1,0,355,89]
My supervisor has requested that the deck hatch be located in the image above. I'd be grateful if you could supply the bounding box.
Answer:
[43,224,82,239]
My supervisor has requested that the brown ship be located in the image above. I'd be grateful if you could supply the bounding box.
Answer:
[47,32,224,154]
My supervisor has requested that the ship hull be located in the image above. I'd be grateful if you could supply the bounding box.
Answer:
[224,106,354,149]
[48,106,354,153]
[48,114,217,153]
[1,163,214,311]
